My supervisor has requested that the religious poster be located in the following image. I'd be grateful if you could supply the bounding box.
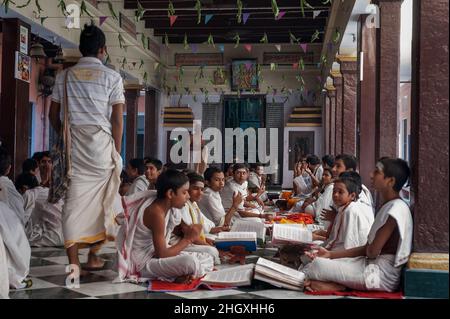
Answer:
[15,51,31,83]
[19,26,28,54]
[231,59,258,91]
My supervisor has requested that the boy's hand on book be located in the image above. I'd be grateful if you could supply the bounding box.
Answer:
[305,247,331,260]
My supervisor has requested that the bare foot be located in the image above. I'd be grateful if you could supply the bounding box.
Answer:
[84,254,105,270]
[174,275,194,284]
[305,279,347,292]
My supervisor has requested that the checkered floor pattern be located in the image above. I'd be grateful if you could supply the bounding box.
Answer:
[9,242,353,299]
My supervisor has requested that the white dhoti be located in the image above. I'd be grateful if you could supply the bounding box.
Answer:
[302,254,402,292]
[0,231,9,298]
[0,202,31,289]
[142,251,214,282]
[63,125,122,248]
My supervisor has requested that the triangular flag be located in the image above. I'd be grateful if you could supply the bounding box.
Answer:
[99,16,107,26]
[218,44,225,52]
[169,15,178,26]
[292,63,299,69]
[270,63,276,71]
[244,44,252,52]
[300,43,308,53]
[191,43,198,53]
[132,62,137,68]
[243,13,250,24]
[205,14,213,24]
[275,44,281,52]
[313,10,322,19]
[245,62,253,70]
[154,62,160,70]
[275,11,286,20]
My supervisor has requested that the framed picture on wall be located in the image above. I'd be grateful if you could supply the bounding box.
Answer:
[230,59,258,91]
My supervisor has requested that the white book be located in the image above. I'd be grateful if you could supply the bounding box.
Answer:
[254,273,303,291]
[254,258,305,290]
[216,232,257,241]
[200,264,254,287]
[271,223,313,245]
[231,220,267,241]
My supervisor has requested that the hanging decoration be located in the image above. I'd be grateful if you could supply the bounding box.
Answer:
[236,0,243,23]
[275,11,286,20]
[140,33,147,48]
[99,16,108,26]
[80,0,93,18]
[260,33,269,44]
[244,44,252,52]
[300,42,307,53]
[332,28,341,44]
[139,59,145,69]
[233,33,240,48]
[218,44,225,52]
[107,1,118,20]
[243,12,250,24]
[207,33,215,47]
[169,15,178,26]
[118,33,126,49]
[164,33,170,48]
[183,33,190,50]
[168,1,175,16]
[300,0,314,18]
[299,57,305,70]
[313,10,322,19]
[194,0,202,24]
[205,14,213,24]
[135,1,146,22]
[311,29,320,42]
[289,31,299,44]
[271,0,280,19]
[120,57,127,69]
[275,44,281,52]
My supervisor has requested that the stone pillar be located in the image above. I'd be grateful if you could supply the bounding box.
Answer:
[410,0,449,253]
[144,88,159,157]
[124,88,140,162]
[331,72,343,155]
[337,56,358,156]
[0,19,31,178]
[374,0,403,159]
[326,85,336,155]
[358,14,377,187]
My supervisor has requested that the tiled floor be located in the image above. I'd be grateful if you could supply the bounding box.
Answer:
[9,242,348,299]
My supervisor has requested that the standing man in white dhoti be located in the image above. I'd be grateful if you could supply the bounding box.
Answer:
[49,23,124,272]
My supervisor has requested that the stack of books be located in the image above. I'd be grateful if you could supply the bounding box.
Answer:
[214,232,257,251]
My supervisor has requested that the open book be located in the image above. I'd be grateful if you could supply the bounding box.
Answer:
[271,224,313,246]
[215,231,257,251]
[200,264,255,287]
[231,219,267,242]
[254,257,305,291]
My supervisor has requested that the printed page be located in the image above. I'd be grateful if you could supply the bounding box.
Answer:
[201,264,254,285]
[272,224,312,244]
[217,232,257,240]
[231,220,266,239]
[256,258,305,281]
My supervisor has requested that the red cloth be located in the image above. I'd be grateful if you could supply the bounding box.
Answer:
[305,290,403,299]
[148,277,234,292]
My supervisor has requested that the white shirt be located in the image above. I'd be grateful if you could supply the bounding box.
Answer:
[198,187,226,226]
[220,179,248,211]
[0,176,25,225]
[51,57,125,133]
[126,175,150,196]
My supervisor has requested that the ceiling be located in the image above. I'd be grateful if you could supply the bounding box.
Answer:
[124,0,332,44]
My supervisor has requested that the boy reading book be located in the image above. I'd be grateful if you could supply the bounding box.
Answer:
[116,169,214,283]
[302,158,412,292]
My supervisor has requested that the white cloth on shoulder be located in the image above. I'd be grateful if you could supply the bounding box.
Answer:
[220,179,248,211]
[0,231,9,298]
[293,174,313,197]
[116,191,213,283]
[0,202,31,289]
[367,198,412,267]
[0,176,26,225]
[198,187,227,226]
[325,201,374,251]
[23,187,64,247]
[125,175,150,196]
